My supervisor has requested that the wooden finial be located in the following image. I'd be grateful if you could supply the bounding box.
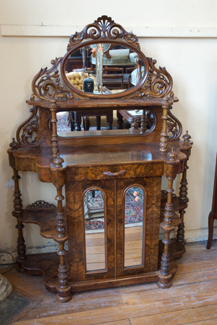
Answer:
[167,147,177,162]
[9,138,19,150]
[53,154,64,168]
[183,130,191,142]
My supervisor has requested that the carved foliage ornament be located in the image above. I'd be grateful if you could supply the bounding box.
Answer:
[16,106,40,148]
[167,109,182,141]
[67,15,140,50]
[135,58,173,99]
[31,57,73,101]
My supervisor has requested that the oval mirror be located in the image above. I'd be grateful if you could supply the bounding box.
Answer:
[63,43,146,96]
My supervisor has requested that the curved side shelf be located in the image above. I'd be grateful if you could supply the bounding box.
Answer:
[17,253,59,293]
[21,203,57,239]
[160,192,188,223]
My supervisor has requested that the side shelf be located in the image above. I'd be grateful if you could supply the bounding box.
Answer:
[20,200,57,239]
[160,191,188,223]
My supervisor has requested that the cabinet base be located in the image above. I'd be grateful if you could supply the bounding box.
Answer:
[17,238,184,295]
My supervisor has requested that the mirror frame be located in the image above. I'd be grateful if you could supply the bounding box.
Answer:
[61,39,149,99]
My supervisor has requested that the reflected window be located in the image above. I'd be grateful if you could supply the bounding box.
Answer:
[84,189,106,272]
[124,186,145,267]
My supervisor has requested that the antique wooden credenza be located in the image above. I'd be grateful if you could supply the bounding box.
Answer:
[8,16,193,302]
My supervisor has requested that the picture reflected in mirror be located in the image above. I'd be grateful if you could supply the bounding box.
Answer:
[64,43,145,95]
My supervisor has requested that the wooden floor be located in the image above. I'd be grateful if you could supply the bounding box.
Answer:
[3,240,217,325]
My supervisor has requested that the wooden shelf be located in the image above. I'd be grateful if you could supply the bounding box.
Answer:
[160,193,188,223]
[21,206,57,239]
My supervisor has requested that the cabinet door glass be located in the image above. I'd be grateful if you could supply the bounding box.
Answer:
[124,186,144,267]
[84,189,106,272]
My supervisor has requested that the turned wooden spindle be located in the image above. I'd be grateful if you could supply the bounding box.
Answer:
[140,109,145,134]
[54,184,71,302]
[9,138,26,265]
[158,147,177,288]
[50,100,60,160]
[177,131,192,244]
[160,105,169,152]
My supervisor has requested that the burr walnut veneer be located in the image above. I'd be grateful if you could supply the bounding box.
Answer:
[8,16,193,302]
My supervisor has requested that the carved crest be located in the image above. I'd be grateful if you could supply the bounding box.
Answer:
[26,200,56,210]
[67,15,140,50]
[29,16,174,102]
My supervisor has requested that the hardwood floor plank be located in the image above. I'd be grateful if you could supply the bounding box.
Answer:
[20,287,124,321]
[177,259,217,274]
[92,320,131,325]
[14,291,217,325]
[184,319,217,325]
[120,280,217,305]
[120,268,217,295]
[129,305,216,325]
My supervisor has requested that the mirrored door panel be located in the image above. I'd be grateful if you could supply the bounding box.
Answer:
[84,188,106,272]
[124,186,145,267]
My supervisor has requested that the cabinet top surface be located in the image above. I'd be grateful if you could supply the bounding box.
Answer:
[10,142,190,169]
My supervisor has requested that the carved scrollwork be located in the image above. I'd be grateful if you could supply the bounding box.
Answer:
[16,106,40,148]
[26,200,56,210]
[31,57,73,100]
[136,58,173,99]
[167,110,182,141]
[67,15,140,50]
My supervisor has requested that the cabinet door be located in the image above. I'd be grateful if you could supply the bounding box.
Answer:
[66,179,115,281]
[116,177,161,277]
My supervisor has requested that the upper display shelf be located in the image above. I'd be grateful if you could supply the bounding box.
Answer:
[30,15,175,102]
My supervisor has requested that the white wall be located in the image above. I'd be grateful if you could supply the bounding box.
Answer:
[1,0,217,260]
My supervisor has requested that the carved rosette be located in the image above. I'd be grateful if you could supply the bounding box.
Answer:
[31,57,73,101]
[67,15,140,50]
[16,106,40,148]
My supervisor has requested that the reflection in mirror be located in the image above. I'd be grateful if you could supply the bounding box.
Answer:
[124,186,144,268]
[84,189,106,272]
[65,44,145,95]
[56,110,156,137]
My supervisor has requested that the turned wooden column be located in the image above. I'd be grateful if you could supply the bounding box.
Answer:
[160,104,169,152]
[51,169,71,302]
[158,148,177,288]
[50,100,60,161]
[177,131,192,245]
[9,139,26,268]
